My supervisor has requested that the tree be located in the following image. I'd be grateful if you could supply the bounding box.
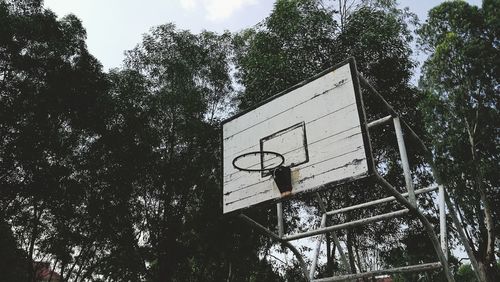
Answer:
[1,1,281,280]
[418,0,499,281]
[233,0,438,279]
[124,24,282,281]
[0,218,30,281]
[0,1,147,281]
[0,0,113,280]
[233,0,338,110]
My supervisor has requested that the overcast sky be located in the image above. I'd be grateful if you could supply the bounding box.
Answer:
[43,0,482,71]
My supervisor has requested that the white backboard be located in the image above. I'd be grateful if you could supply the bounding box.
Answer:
[222,59,373,214]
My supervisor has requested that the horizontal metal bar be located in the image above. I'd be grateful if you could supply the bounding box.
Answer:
[367,115,392,128]
[312,262,442,282]
[284,209,409,241]
[326,186,438,216]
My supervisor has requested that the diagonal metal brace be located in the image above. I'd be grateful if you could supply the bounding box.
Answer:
[315,193,352,274]
[375,174,455,282]
[239,214,310,281]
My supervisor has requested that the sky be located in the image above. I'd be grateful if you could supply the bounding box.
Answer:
[43,0,482,71]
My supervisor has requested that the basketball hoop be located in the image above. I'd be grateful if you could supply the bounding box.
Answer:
[232,151,284,173]
[232,151,292,196]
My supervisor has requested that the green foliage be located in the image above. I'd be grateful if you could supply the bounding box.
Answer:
[233,0,338,110]
[455,262,500,282]
[2,0,497,281]
[0,219,30,282]
[456,263,477,282]
[418,1,499,280]
[0,0,113,280]
[122,24,282,281]
[233,0,434,278]
[1,1,276,278]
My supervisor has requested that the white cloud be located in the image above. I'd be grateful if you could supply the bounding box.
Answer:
[179,0,258,21]
[180,0,197,10]
[204,0,258,21]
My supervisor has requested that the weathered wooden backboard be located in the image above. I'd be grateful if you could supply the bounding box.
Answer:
[222,58,373,214]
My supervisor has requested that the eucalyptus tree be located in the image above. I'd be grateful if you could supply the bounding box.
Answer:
[0,0,115,280]
[233,0,439,278]
[123,24,281,281]
[233,0,339,110]
[418,1,499,281]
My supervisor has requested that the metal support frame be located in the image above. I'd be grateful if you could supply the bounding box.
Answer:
[358,74,455,282]
[241,183,442,281]
[439,185,448,258]
[359,75,454,282]
[236,71,471,282]
[374,175,454,282]
[359,74,482,281]
[309,214,326,280]
[277,202,284,238]
[393,117,417,206]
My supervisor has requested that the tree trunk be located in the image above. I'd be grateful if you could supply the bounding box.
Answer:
[477,259,500,282]
[226,261,232,282]
[354,239,369,282]
[157,236,172,282]
[48,259,58,282]
[29,200,42,282]
[477,182,495,253]
[465,121,498,282]
[346,229,357,274]
[157,253,170,281]
[157,215,183,282]
[326,234,332,276]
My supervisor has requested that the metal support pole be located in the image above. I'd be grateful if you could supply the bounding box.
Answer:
[375,174,455,282]
[277,202,284,238]
[393,117,416,206]
[314,193,352,273]
[421,147,482,281]
[439,185,448,259]
[309,214,327,280]
[331,232,351,274]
